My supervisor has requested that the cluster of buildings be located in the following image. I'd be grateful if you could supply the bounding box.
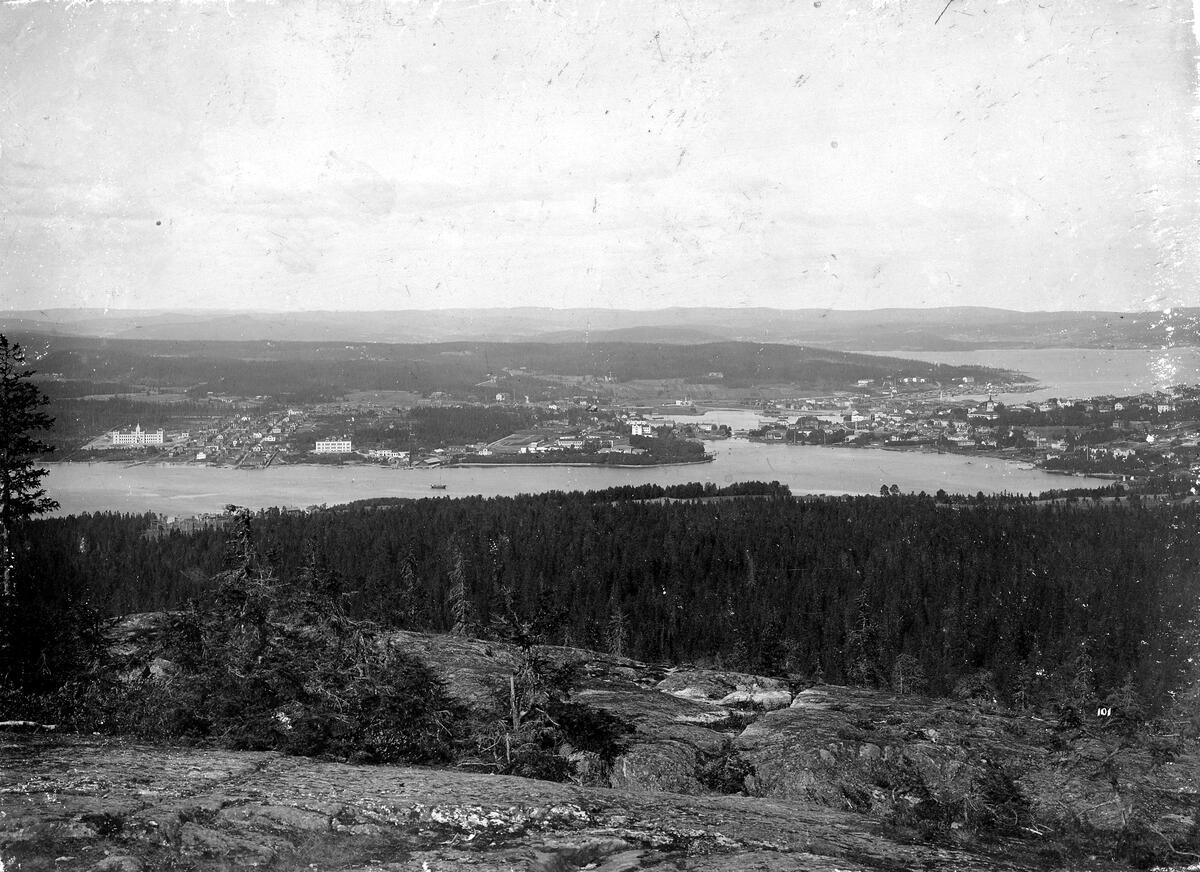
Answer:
[281,406,686,465]
[743,387,1200,484]
[478,427,646,458]
[92,410,306,465]
[187,411,305,463]
[312,439,410,462]
[88,381,1200,486]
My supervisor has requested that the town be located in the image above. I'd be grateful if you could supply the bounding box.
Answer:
[747,385,1200,492]
[69,381,1200,492]
[78,396,714,469]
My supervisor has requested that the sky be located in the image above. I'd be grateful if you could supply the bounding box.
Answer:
[1,0,1198,313]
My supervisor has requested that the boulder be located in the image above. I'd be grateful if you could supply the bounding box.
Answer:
[657,669,794,710]
[718,688,795,710]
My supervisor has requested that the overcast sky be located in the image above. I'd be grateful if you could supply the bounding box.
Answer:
[2,0,1198,312]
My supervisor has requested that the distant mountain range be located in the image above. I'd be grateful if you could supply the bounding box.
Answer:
[4,306,1197,351]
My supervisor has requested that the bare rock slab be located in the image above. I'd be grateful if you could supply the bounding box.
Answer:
[1,736,1047,871]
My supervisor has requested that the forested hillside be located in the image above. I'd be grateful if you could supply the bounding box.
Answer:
[21,334,1013,402]
[21,491,1198,712]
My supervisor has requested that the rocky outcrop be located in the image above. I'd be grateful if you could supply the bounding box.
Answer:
[1,735,1046,871]
[736,685,1199,852]
[80,617,1199,868]
[106,617,756,799]
[381,628,738,796]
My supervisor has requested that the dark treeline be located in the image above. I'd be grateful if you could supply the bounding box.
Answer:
[344,481,791,509]
[39,379,131,398]
[408,405,548,445]
[628,433,707,462]
[21,492,1198,712]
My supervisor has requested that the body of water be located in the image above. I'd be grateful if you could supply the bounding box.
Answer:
[45,346,1175,516]
[44,439,1105,517]
[885,347,1200,403]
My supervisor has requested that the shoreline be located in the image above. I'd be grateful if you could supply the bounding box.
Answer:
[450,457,714,469]
[44,456,716,471]
[41,445,1115,518]
[744,440,1117,481]
[45,442,1117,481]
[44,438,1128,484]
[40,444,1118,494]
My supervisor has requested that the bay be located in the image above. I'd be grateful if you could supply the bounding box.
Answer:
[42,346,1173,517]
[882,347,1200,403]
[44,439,1106,517]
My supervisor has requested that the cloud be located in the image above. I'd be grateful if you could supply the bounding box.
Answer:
[0,0,1197,312]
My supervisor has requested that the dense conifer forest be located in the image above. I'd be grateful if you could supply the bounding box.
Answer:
[18,489,1198,712]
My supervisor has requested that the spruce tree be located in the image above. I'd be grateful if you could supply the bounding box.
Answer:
[845,592,883,687]
[605,598,629,658]
[446,544,475,635]
[890,653,927,695]
[0,335,63,690]
[0,335,58,602]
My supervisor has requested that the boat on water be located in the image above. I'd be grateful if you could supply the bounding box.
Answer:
[430,483,447,490]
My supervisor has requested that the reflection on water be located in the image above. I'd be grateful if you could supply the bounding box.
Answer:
[45,439,1107,518]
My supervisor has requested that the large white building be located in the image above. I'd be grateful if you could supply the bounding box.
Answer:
[110,424,164,446]
[314,437,353,454]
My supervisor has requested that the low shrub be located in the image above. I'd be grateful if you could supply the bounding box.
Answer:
[468,645,632,784]
[155,581,460,763]
[31,510,463,766]
[873,754,1031,844]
